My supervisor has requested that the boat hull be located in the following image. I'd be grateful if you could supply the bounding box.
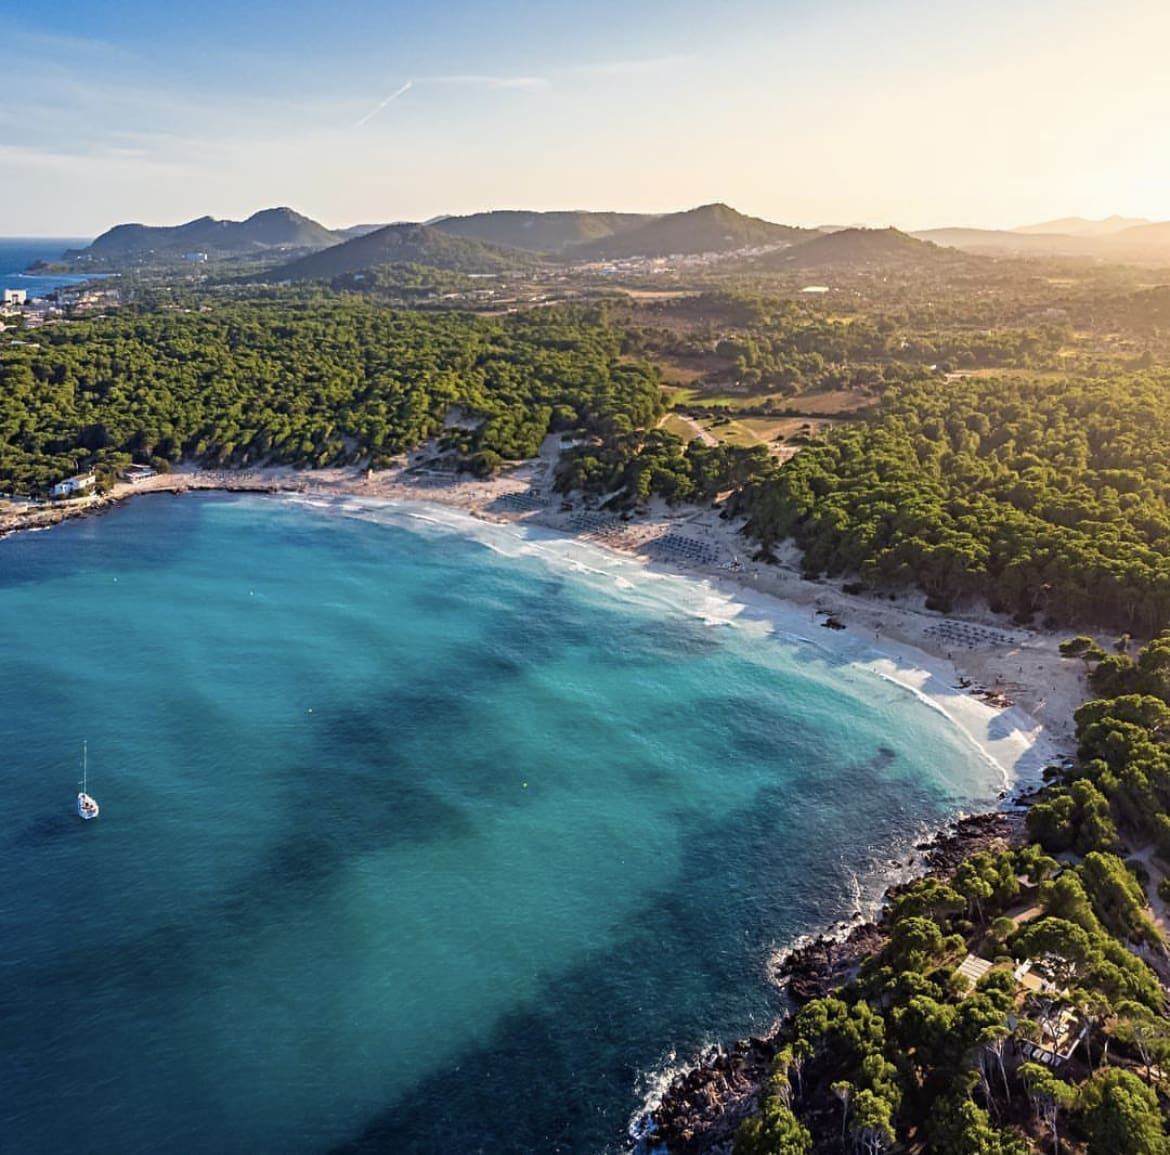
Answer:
[77,792,99,820]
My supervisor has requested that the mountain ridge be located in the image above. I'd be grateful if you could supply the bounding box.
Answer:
[915,223,1170,264]
[1013,214,1152,237]
[430,209,657,253]
[64,207,341,266]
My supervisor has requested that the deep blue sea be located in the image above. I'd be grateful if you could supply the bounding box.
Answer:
[0,238,94,297]
[0,493,1010,1153]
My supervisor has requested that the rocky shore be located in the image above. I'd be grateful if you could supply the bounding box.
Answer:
[643,809,1027,1152]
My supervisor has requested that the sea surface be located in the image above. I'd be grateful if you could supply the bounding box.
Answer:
[0,493,1014,1153]
[0,238,95,297]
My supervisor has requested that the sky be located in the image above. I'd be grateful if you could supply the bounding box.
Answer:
[2,0,1169,237]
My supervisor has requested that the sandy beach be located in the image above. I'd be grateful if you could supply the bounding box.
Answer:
[1,444,1088,774]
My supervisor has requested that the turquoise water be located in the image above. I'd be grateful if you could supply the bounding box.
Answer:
[0,494,1006,1153]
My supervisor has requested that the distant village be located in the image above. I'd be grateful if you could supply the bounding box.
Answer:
[0,284,122,329]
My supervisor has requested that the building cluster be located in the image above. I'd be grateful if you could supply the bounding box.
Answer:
[0,284,121,329]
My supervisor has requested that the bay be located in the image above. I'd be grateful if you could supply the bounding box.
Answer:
[0,493,1012,1153]
[0,238,95,298]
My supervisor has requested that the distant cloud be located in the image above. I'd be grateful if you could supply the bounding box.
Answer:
[570,55,695,77]
[352,80,414,128]
[427,74,549,90]
[0,142,150,166]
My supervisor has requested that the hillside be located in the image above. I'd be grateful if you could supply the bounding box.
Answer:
[917,223,1170,265]
[1100,221,1170,263]
[765,226,966,270]
[1014,214,1151,236]
[431,210,655,253]
[914,227,1101,257]
[262,223,539,281]
[570,203,812,259]
[335,223,389,241]
[65,208,340,266]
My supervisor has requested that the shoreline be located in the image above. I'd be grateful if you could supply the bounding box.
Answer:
[639,810,1031,1154]
[0,454,1085,764]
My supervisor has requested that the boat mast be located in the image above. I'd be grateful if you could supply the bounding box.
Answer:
[81,740,87,794]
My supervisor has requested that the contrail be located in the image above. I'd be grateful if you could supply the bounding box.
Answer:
[353,80,413,128]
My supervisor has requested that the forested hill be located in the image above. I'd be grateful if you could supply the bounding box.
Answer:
[570,203,814,259]
[262,224,539,280]
[61,208,340,266]
[430,210,655,253]
[763,226,974,271]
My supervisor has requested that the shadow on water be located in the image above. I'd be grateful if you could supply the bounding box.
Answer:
[327,751,944,1155]
[471,571,728,671]
[11,810,81,848]
[0,725,946,1155]
[0,764,478,1018]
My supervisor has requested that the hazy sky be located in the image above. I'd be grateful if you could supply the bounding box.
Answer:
[3,0,1168,236]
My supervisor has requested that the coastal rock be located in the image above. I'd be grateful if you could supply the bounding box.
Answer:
[648,1039,774,1155]
[774,921,886,1004]
[918,811,1024,874]
[642,810,1030,1152]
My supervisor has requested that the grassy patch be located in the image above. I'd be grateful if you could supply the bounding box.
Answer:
[659,413,705,441]
[665,385,873,417]
[666,386,785,409]
[779,389,872,416]
[650,358,708,387]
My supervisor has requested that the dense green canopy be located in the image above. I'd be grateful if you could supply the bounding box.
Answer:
[0,300,662,492]
[733,373,1170,630]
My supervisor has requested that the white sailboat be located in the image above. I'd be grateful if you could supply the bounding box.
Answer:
[76,740,99,820]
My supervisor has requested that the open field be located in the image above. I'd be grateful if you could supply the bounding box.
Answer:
[663,385,763,408]
[620,289,702,301]
[772,388,873,415]
[664,383,873,417]
[658,412,715,443]
[649,357,710,386]
[659,411,835,454]
[708,414,836,449]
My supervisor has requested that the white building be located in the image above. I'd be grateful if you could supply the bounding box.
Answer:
[2,288,27,306]
[51,473,97,498]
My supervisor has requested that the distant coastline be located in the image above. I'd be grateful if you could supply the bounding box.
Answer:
[0,238,94,297]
